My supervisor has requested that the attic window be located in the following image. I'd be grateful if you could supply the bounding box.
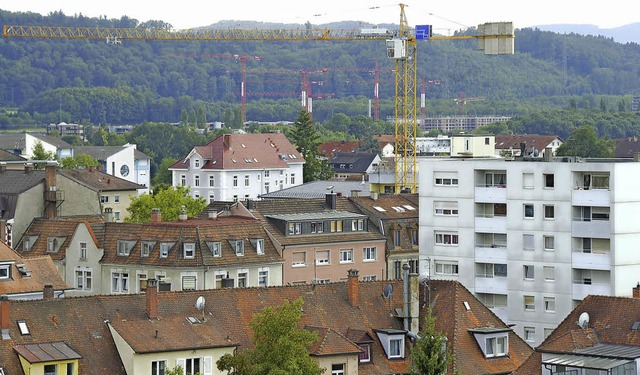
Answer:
[186,316,201,324]
[0,265,9,280]
[241,143,246,148]
[403,205,416,211]
[253,158,258,162]
[16,264,31,278]
[392,206,406,212]
[17,320,30,335]
[463,301,471,311]
[633,321,640,331]
[373,206,386,212]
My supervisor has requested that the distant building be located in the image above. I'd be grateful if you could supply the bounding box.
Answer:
[330,152,381,180]
[317,140,360,159]
[421,115,511,132]
[0,132,73,159]
[45,122,84,139]
[494,134,563,158]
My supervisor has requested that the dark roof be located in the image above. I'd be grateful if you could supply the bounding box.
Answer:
[330,152,379,174]
[259,180,371,199]
[73,145,150,160]
[13,342,82,363]
[0,169,44,194]
[58,168,144,192]
[614,138,640,158]
[31,133,73,149]
[0,133,25,152]
[317,141,360,158]
[170,133,304,171]
[0,148,25,161]
[494,134,561,150]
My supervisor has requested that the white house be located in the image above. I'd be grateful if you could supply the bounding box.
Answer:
[170,133,304,202]
[419,156,640,347]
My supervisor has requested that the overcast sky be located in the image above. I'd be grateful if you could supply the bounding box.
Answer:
[2,0,636,31]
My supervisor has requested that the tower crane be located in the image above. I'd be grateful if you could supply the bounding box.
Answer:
[2,4,514,193]
[454,92,486,116]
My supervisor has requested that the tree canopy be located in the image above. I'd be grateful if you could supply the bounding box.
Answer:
[410,308,452,375]
[125,185,206,222]
[556,125,615,157]
[289,109,333,182]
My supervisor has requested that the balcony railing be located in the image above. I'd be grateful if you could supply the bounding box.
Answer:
[572,281,610,300]
[572,250,611,270]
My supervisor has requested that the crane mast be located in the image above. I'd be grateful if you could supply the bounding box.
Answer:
[2,4,515,194]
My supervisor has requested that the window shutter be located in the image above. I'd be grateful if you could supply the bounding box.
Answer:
[203,356,213,375]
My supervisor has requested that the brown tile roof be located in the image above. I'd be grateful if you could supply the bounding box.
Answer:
[494,134,561,150]
[614,137,640,158]
[350,194,418,220]
[374,135,395,145]
[170,133,304,171]
[0,242,69,296]
[306,326,363,356]
[58,168,144,192]
[317,141,360,158]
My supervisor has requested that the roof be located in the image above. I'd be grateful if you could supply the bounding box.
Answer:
[0,169,44,195]
[374,135,396,145]
[169,133,304,171]
[0,242,70,296]
[494,134,561,150]
[58,168,144,192]
[0,133,73,151]
[317,141,360,158]
[350,194,419,220]
[614,137,640,158]
[73,145,150,161]
[259,179,370,199]
[0,148,25,161]
[13,342,82,363]
[330,152,379,174]
[517,294,640,374]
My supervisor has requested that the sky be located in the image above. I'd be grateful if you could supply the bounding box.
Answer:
[2,0,637,31]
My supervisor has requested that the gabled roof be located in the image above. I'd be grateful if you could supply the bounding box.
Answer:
[170,133,304,171]
[0,241,70,296]
[0,148,25,162]
[30,133,73,149]
[317,141,360,158]
[73,145,150,161]
[0,169,45,195]
[259,180,370,199]
[58,168,144,192]
[350,194,419,220]
[494,134,562,150]
[330,152,379,173]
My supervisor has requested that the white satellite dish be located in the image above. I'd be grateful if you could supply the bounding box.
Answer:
[419,271,430,284]
[195,296,206,321]
[578,312,590,329]
[382,284,394,299]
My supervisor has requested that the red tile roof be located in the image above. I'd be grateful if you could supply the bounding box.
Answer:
[317,141,360,158]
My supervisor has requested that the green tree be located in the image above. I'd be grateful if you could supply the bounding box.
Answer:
[59,153,99,169]
[410,308,451,375]
[217,298,324,375]
[31,141,57,168]
[289,109,333,182]
[556,125,615,158]
[152,157,178,186]
[125,186,206,222]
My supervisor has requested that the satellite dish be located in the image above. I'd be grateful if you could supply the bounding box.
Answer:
[382,284,394,299]
[195,296,205,311]
[578,312,590,329]
[419,271,430,284]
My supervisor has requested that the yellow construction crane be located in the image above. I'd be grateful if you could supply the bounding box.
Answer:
[2,4,514,194]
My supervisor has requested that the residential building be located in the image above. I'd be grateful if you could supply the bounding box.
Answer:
[614,137,640,158]
[73,144,151,193]
[317,140,360,159]
[0,132,73,159]
[419,156,640,346]
[0,270,532,375]
[517,284,640,374]
[415,135,451,156]
[45,122,85,139]
[495,134,563,159]
[170,133,304,202]
[0,150,26,170]
[0,241,70,300]
[249,193,387,284]
[350,193,420,280]
[330,152,381,180]
[420,115,511,132]
[451,134,496,157]
[259,179,370,199]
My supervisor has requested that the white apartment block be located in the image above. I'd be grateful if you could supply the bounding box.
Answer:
[170,133,304,202]
[419,157,640,347]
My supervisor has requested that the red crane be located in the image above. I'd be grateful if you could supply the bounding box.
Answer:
[331,62,394,121]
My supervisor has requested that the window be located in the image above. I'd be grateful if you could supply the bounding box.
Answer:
[44,364,57,375]
[288,222,302,235]
[435,232,458,245]
[524,295,535,311]
[151,360,167,375]
[523,234,534,251]
[524,327,535,342]
[359,343,371,362]
[180,175,186,186]
[234,240,244,256]
[544,173,555,188]
[411,229,418,246]
[208,194,215,203]
[0,265,9,280]
[141,242,153,257]
[100,195,109,204]
[434,201,459,216]
[331,364,345,375]
[544,266,555,281]
[264,170,270,178]
[363,247,376,261]
[183,243,195,259]
[362,275,377,281]
[435,261,459,275]
[209,242,221,257]
[183,358,201,375]
[524,204,534,218]
[339,249,353,263]
[544,235,555,251]
[352,219,365,231]
[159,243,172,258]
[316,250,330,265]
[194,175,200,187]
[114,195,120,204]
[75,269,92,291]
[544,205,555,219]
[182,275,196,290]
[112,272,129,293]
[258,270,269,287]
[290,173,296,185]
[292,252,306,267]
[138,273,148,293]
[255,239,264,255]
[434,172,459,186]
[524,265,534,280]
[233,175,238,187]
[330,220,343,232]
[389,338,403,358]
[393,229,401,247]
[486,336,507,357]
[523,172,534,189]
[47,237,58,252]
[264,182,270,193]
[311,222,324,233]
[244,175,250,187]
[544,297,556,312]
[208,175,214,187]
[117,240,132,256]
[193,159,200,168]
[237,271,248,288]
[79,242,87,260]
[114,212,121,221]
[214,271,228,289]
[484,172,507,187]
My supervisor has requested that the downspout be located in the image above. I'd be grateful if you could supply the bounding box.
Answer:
[403,263,410,331]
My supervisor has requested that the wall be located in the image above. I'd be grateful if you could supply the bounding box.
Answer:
[13,184,44,245]
[56,174,101,217]
[64,222,104,297]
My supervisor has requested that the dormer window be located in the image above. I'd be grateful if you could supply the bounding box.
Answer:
[208,241,222,257]
[159,242,173,258]
[194,159,200,168]
[183,243,195,259]
[117,240,134,256]
[374,329,406,359]
[470,327,510,358]
[486,336,507,358]
[230,240,244,256]
[359,343,371,363]
[0,264,10,280]
[253,239,264,255]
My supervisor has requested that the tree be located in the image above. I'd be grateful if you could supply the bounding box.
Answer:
[59,153,99,169]
[556,125,615,158]
[31,141,57,168]
[125,186,206,222]
[410,308,451,375]
[289,109,333,182]
[217,298,324,375]
[152,157,178,186]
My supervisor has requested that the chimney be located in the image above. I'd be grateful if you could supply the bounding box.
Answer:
[24,162,33,173]
[179,206,188,221]
[1,296,9,340]
[544,147,553,162]
[633,282,640,299]
[325,192,337,210]
[347,269,359,308]
[246,199,254,210]
[146,279,158,319]
[43,284,54,300]
[150,208,162,223]
[409,272,419,334]
[103,207,114,223]
[0,162,6,174]
[208,210,218,220]
[370,191,379,201]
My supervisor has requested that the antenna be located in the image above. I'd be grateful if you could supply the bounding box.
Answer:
[195,296,206,321]
[578,312,590,329]
[382,283,394,315]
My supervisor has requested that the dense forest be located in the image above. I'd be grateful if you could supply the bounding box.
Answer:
[1,9,640,142]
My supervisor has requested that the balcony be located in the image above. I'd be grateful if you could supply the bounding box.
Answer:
[572,281,611,300]
[475,215,507,234]
[572,218,611,238]
[474,184,507,203]
[572,250,611,271]
[489,306,509,323]
[573,188,610,207]
[475,276,508,294]
[475,245,508,263]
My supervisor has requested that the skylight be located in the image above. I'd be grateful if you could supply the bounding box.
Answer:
[403,205,416,211]
[392,206,406,212]
[17,320,30,335]
[373,206,386,212]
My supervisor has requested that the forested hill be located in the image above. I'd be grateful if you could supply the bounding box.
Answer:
[1,9,640,126]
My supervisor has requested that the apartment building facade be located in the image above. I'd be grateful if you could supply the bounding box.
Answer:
[419,157,640,346]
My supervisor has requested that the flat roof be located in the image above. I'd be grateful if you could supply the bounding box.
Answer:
[542,353,633,370]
